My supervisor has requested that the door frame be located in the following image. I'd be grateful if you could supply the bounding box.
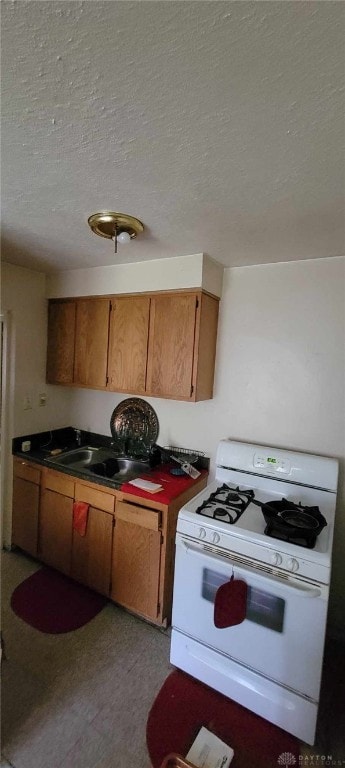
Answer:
[0,311,15,548]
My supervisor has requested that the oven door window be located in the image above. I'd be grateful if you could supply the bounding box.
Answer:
[202,568,285,633]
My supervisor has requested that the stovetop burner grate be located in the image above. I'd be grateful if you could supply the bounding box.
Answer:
[194,484,327,549]
[196,484,254,524]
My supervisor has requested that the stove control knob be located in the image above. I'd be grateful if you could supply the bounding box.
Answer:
[287,557,299,572]
[199,527,207,540]
[270,552,282,566]
[212,532,220,544]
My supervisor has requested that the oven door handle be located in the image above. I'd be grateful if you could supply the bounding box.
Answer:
[179,539,323,598]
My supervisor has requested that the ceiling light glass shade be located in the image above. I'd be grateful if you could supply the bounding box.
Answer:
[117,231,131,244]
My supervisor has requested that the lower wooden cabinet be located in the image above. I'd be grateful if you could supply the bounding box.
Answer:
[111,501,162,622]
[71,506,114,596]
[39,488,73,575]
[38,469,74,574]
[70,482,115,595]
[12,459,208,625]
[12,459,41,557]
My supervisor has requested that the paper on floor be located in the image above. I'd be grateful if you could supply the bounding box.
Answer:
[186,726,234,768]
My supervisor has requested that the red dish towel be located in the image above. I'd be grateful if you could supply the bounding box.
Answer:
[73,501,89,536]
[214,575,247,628]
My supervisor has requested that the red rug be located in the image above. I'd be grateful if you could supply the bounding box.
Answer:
[11,566,107,634]
[146,670,301,768]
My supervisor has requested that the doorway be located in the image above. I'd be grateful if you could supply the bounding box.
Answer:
[0,312,13,549]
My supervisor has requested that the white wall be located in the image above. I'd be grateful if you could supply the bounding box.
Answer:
[1,263,74,544]
[46,253,224,299]
[2,256,345,637]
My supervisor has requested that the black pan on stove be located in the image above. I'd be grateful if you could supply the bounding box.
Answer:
[252,498,327,538]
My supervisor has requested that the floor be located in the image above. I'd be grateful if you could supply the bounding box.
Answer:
[1,550,172,768]
[1,550,345,768]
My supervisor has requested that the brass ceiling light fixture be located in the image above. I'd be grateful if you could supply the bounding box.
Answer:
[88,211,144,254]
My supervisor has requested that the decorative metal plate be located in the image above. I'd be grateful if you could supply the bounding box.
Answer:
[110,398,159,451]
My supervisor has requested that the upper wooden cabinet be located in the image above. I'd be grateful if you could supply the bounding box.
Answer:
[74,298,110,388]
[146,293,196,399]
[107,296,150,394]
[47,300,76,384]
[47,290,219,401]
[47,297,110,389]
[146,291,219,401]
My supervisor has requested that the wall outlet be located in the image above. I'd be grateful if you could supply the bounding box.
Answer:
[39,393,47,407]
[23,394,32,410]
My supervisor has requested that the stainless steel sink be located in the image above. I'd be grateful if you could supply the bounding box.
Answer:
[49,445,151,481]
[49,446,115,469]
[88,456,151,480]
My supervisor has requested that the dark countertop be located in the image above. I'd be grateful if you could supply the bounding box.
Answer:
[13,427,209,499]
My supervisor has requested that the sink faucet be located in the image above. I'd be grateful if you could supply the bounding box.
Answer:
[75,429,82,447]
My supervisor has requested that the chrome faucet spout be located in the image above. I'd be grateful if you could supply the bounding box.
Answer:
[75,429,82,447]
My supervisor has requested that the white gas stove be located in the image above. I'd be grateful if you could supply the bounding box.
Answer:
[170,439,339,745]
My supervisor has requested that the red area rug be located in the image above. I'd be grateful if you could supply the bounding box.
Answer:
[146,670,301,768]
[11,566,107,634]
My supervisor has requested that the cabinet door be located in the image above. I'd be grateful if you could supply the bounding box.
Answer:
[192,292,219,401]
[107,296,150,393]
[12,477,39,557]
[71,506,114,596]
[46,300,76,384]
[39,489,73,575]
[146,293,197,399]
[111,501,162,621]
[74,298,110,388]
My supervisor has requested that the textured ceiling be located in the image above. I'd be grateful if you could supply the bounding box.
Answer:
[2,1,344,273]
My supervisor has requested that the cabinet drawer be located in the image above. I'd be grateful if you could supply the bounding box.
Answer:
[13,459,41,485]
[44,470,74,498]
[75,483,115,514]
[116,501,160,531]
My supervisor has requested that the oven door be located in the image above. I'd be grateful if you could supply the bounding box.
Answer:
[172,535,329,700]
